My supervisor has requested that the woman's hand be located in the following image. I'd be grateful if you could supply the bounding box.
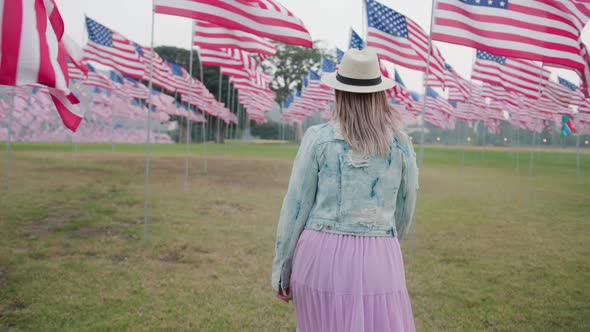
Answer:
[276,287,292,303]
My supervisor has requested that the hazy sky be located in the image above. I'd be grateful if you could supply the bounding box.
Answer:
[56,0,586,93]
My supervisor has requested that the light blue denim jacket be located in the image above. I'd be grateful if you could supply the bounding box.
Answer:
[271,121,419,291]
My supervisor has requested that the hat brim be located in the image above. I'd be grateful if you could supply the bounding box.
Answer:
[321,72,395,94]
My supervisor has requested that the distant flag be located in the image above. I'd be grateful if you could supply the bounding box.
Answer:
[83,17,144,79]
[133,44,176,93]
[0,0,83,131]
[561,115,577,137]
[153,0,313,47]
[544,77,583,108]
[432,0,590,72]
[336,48,345,64]
[321,57,337,73]
[472,50,550,100]
[349,28,364,50]
[365,0,446,85]
[193,21,276,56]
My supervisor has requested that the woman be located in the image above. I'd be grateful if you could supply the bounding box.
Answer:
[271,48,419,332]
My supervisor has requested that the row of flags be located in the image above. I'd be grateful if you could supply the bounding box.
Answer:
[0,85,175,143]
[1,0,313,132]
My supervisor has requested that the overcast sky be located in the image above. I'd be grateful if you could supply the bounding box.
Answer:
[56,0,586,93]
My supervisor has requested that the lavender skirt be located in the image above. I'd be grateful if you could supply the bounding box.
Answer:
[290,229,415,332]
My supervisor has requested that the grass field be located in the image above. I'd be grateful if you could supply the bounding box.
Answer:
[0,141,589,331]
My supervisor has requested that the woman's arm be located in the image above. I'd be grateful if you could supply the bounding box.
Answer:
[271,126,320,292]
[394,133,419,242]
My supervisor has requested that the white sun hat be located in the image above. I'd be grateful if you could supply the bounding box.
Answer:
[321,48,395,93]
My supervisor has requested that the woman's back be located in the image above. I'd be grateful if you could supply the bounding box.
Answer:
[303,122,417,238]
[271,48,418,332]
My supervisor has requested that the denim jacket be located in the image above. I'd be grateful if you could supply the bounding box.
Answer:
[271,121,419,291]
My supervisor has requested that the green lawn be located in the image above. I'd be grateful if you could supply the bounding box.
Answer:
[0,142,589,331]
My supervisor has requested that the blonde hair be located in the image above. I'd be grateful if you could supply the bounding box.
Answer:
[333,90,401,156]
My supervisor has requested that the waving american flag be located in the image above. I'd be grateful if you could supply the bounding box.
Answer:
[365,0,446,85]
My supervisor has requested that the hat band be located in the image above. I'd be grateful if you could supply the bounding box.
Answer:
[336,73,382,87]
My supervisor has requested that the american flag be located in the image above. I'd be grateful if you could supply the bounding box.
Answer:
[365,0,446,85]
[321,57,337,73]
[472,50,550,99]
[349,28,365,50]
[198,48,244,69]
[83,64,114,91]
[134,44,176,93]
[153,0,312,48]
[548,77,584,106]
[83,17,144,79]
[167,61,191,95]
[67,60,86,81]
[425,87,454,115]
[445,64,472,102]
[0,0,82,131]
[301,70,334,102]
[432,0,590,71]
[122,77,150,100]
[194,21,276,56]
[336,48,345,64]
[482,82,511,104]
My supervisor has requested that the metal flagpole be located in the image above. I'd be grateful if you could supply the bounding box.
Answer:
[194,23,208,174]
[110,102,115,152]
[216,70,222,153]
[576,131,581,185]
[225,77,231,151]
[409,0,438,259]
[185,22,196,190]
[516,123,520,175]
[526,65,545,206]
[4,87,14,192]
[143,4,156,242]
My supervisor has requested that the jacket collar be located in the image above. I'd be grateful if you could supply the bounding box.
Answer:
[331,121,345,140]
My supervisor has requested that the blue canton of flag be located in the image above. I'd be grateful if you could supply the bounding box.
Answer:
[309,70,321,80]
[87,63,96,72]
[303,76,309,88]
[109,71,124,84]
[167,61,184,77]
[296,89,302,98]
[365,0,409,38]
[394,70,406,88]
[321,57,336,73]
[477,50,506,64]
[426,87,440,99]
[410,91,420,101]
[349,29,365,50]
[460,0,509,9]
[336,48,344,64]
[558,77,578,91]
[86,17,113,47]
[131,42,144,57]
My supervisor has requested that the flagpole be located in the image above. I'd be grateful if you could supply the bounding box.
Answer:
[143,3,156,242]
[526,65,544,206]
[576,131,581,185]
[185,21,195,191]
[409,0,438,260]
[194,32,208,174]
[216,70,222,153]
[4,87,13,192]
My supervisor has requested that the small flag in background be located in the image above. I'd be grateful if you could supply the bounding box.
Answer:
[561,115,577,137]
[349,28,364,50]
[336,48,345,64]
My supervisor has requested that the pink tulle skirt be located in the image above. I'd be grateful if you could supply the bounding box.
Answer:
[291,229,415,332]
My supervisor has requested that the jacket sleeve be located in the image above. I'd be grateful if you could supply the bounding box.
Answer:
[271,126,320,292]
[394,133,419,242]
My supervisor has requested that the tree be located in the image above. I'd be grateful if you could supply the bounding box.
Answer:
[155,46,236,143]
[262,41,334,105]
